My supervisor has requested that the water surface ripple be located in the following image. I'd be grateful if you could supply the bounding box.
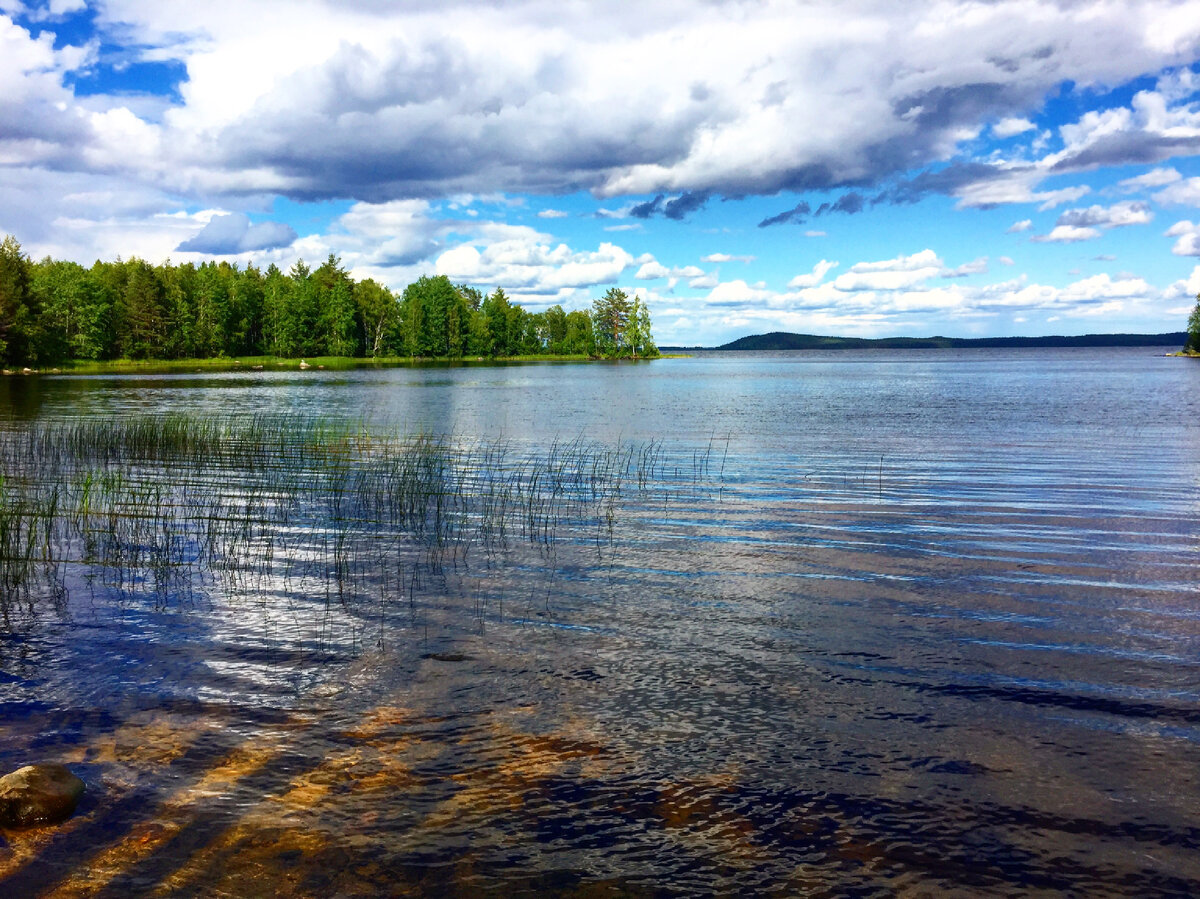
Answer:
[1,347,1198,896]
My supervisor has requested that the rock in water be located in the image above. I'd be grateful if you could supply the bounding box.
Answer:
[0,764,85,827]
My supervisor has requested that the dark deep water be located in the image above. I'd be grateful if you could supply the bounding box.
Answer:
[1,347,1198,897]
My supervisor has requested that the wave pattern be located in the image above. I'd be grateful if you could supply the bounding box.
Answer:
[1,352,1198,896]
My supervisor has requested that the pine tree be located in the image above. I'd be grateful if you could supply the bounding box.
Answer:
[591,287,630,357]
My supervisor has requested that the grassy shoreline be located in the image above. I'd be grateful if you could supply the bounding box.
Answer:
[3,353,676,375]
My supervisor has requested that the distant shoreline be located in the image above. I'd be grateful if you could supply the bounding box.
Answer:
[662,331,1190,352]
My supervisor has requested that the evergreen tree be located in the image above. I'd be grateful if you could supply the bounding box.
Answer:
[261,264,288,356]
[116,260,166,359]
[159,262,198,358]
[193,262,232,357]
[0,236,39,365]
[0,235,656,364]
[232,265,265,355]
[324,279,360,357]
[481,288,512,356]
[278,260,316,357]
[1188,294,1200,353]
[591,287,630,357]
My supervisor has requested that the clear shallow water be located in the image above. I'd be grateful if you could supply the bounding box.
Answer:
[1,347,1198,897]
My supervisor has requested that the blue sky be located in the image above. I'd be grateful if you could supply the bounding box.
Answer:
[5,1,1200,345]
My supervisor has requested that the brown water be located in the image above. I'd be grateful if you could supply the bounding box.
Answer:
[1,348,1198,897]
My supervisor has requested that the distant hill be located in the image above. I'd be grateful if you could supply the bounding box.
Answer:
[689,331,1191,351]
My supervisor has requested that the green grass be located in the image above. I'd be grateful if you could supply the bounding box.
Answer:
[35,353,665,374]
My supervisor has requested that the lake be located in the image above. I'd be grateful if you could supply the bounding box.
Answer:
[1,347,1198,896]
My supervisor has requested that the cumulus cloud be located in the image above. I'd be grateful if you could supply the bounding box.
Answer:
[1031,225,1102,243]
[176,212,297,254]
[992,117,1036,138]
[1164,263,1200,300]
[635,260,670,279]
[635,260,705,279]
[1119,166,1181,190]
[1055,201,1153,228]
[6,1,1200,346]
[942,256,988,278]
[435,237,634,293]
[707,279,774,304]
[1007,219,1033,233]
[787,259,838,289]
[1165,219,1200,255]
[833,249,944,291]
[8,0,1200,211]
[664,262,1168,345]
[1153,177,1200,206]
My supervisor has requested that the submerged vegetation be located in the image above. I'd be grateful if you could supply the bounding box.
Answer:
[0,414,716,624]
[0,235,657,367]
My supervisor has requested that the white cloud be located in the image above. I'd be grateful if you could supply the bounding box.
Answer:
[635,261,670,279]
[1007,219,1033,233]
[998,256,1015,265]
[635,260,706,279]
[1154,177,1200,206]
[1164,264,1200,300]
[702,252,755,263]
[1056,273,1152,302]
[786,259,838,289]
[6,0,1200,211]
[1055,201,1153,229]
[943,256,988,278]
[176,212,296,254]
[833,249,943,291]
[657,261,1173,345]
[5,2,1200,347]
[1031,225,1102,243]
[707,279,774,304]
[953,170,1089,210]
[992,117,1035,139]
[1164,219,1200,255]
[1119,167,1181,190]
[436,237,634,294]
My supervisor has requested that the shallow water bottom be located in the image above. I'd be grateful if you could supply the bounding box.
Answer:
[2,455,1199,897]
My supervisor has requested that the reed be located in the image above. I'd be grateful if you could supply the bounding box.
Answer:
[0,414,710,623]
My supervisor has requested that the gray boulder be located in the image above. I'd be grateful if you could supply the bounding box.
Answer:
[0,764,85,827]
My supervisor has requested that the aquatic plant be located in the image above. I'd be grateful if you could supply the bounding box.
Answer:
[0,414,716,625]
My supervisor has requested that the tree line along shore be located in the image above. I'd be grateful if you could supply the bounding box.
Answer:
[0,236,657,368]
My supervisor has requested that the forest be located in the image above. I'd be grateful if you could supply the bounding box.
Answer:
[0,236,657,366]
